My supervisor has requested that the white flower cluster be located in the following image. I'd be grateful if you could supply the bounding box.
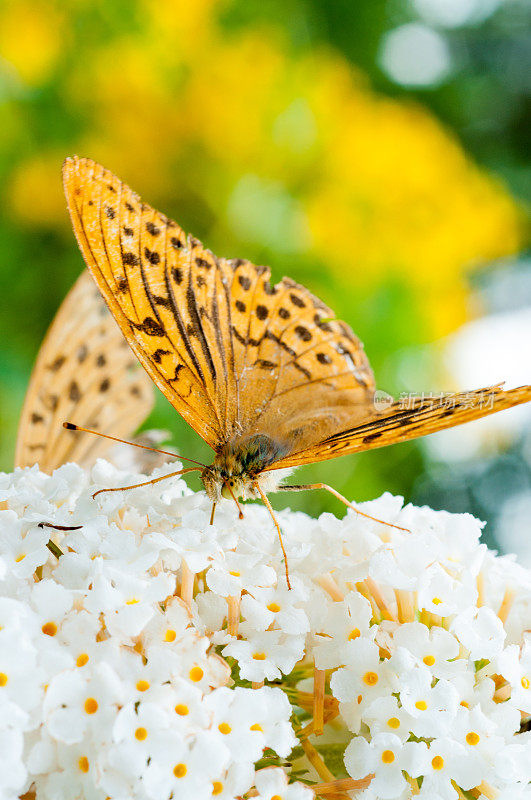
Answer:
[1,458,531,800]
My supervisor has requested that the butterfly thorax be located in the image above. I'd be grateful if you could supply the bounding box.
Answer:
[202,434,291,501]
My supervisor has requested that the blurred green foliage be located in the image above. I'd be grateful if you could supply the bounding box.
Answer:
[0,0,528,520]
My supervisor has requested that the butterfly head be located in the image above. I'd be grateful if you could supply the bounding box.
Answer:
[201,434,290,502]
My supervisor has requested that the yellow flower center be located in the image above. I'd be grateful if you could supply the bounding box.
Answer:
[173,763,187,778]
[84,697,98,714]
[175,704,189,716]
[387,717,400,729]
[135,727,148,741]
[42,621,57,636]
[0,673,8,687]
[15,553,26,563]
[229,570,240,577]
[348,628,361,641]
[218,722,232,734]
[76,653,89,667]
[381,750,395,764]
[267,602,281,613]
[460,700,469,708]
[164,629,177,642]
[126,598,139,605]
[415,700,428,711]
[253,652,266,661]
[78,756,89,773]
[521,676,530,689]
[423,655,435,666]
[432,597,442,605]
[363,671,379,686]
[136,680,150,692]
[432,755,444,770]
[466,732,480,745]
[189,666,204,682]
[212,782,223,795]
[271,796,283,800]
[250,723,263,731]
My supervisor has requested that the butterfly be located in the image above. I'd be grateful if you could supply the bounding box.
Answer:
[62,156,531,586]
[15,269,162,473]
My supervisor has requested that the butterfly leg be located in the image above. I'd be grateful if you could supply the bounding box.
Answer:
[92,467,202,499]
[278,484,410,533]
[209,502,217,526]
[253,483,292,590]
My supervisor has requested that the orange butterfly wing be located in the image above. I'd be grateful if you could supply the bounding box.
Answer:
[268,384,531,470]
[63,157,375,453]
[16,271,154,472]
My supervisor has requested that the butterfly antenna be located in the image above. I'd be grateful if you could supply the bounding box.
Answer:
[92,467,203,499]
[253,483,291,590]
[63,422,207,468]
[224,482,244,520]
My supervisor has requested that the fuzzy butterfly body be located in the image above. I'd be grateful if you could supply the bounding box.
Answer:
[62,156,531,506]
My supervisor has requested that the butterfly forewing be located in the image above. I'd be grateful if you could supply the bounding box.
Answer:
[16,271,155,472]
[63,158,223,447]
[63,157,376,453]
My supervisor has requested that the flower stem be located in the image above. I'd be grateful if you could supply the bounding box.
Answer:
[313,665,325,736]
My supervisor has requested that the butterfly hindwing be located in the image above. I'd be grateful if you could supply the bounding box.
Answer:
[16,271,155,472]
[268,384,531,469]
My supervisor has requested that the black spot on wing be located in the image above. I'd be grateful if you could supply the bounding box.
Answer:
[133,317,165,336]
[152,348,171,363]
[144,247,160,265]
[69,381,81,402]
[145,221,160,236]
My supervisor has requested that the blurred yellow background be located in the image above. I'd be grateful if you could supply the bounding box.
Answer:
[1,0,529,552]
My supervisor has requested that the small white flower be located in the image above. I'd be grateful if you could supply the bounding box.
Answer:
[254,766,313,800]
[451,605,506,661]
[223,627,304,682]
[330,638,394,706]
[240,580,309,635]
[43,662,123,744]
[392,621,461,678]
[0,512,50,580]
[345,733,407,799]
[312,591,373,670]
[452,704,503,765]
[418,562,477,616]
[206,552,276,597]
[111,701,173,779]
[398,664,459,738]
[404,737,483,799]
[143,730,229,800]
[363,695,416,742]
[498,640,531,713]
